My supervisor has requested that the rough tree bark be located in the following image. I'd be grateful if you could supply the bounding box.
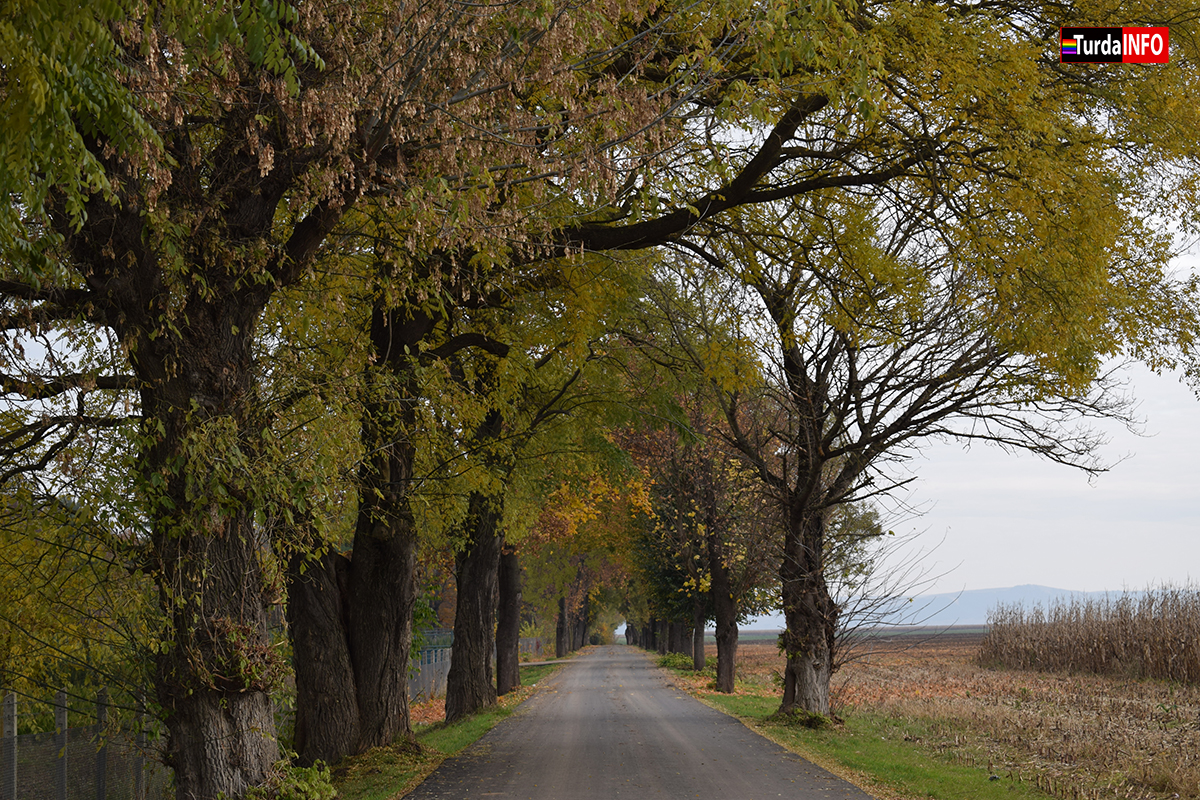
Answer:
[778,509,836,716]
[287,552,358,766]
[692,597,707,671]
[556,597,568,658]
[71,226,302,799]
[345,499,420,749]
[708,530,739,693]
[445,487,505,722]
[152,508,280,800]
[574,593,590,649]
[496,546,522,695]
[289,299,427,765]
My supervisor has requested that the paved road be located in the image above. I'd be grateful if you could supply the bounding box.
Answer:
[405,645,877,799]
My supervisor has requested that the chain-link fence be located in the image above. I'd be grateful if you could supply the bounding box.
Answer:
[1,692,169,800]
[518,636,545,660]
[409,647,452,702]
[3,633,548,799]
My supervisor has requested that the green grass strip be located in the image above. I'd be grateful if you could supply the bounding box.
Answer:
[701,692,1051,800]
[335,661,562,800]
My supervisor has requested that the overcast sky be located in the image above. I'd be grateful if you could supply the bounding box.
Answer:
[739,253,1200,630]
[896,242,1200,596]
[735,361,1200,631]
[897,359,1200,595]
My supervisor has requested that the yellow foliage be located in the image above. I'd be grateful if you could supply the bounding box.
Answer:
[0,491,151,697]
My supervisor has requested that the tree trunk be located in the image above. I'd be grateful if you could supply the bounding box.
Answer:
[288,299,428,765]
[154,510,280,800]
[692,597,706,671]
[444,491,504,722]
[287,552,358,766]
[289,522,418,764]
[778,509,837,716]
[346,514,419,749]
[337,300,426,754]
[667,621,679,653]
[645,617,657,651]
[709,531,738,693]
[556,597,568,658]
[656,619,668,655]
[496,546,522,696]
[129,311,283,799]
[574,592,590,648]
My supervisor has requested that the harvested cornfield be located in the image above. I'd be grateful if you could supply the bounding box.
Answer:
[724,633,1200,800]
[979,586,1200,684]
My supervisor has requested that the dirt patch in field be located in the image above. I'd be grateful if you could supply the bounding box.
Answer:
[728,633,1200,800]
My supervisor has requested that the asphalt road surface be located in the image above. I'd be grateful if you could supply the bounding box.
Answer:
[405,645,877,799]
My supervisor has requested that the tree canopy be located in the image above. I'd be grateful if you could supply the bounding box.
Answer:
[2,0,1199,795]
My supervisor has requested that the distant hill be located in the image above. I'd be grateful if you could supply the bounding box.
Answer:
[741,584,1145,630]
[890,584,1145,627]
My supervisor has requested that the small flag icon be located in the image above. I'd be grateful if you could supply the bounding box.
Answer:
[1061,37,1078,54]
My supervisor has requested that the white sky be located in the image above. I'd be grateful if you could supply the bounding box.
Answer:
[898,242,1200,596]
[742,249,1200,630]
[899,359,1200,594]
[740,362,1200,630]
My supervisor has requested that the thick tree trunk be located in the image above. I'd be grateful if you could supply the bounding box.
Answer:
[444,491,504,722]
[496,546,522,696]
[343,301,426,754]
[672,621,687,654]
[692,597,706,671]
[656,619,668,655]
[778,510,837,716]
[645,618,657,652]
[709,532,738,693]
[289,523,418,764]
[131,312,283,799]
[155,510,280,800]
[346,516,419,748]
[574,593,589,649]
[556,597,568,658]
[287,552,358,766]
[667,621,679,653]
[288,300,427,765]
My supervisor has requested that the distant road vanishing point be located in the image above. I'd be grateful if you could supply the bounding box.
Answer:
[404,645,877,800]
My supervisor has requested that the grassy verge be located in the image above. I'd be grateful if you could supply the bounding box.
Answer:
[334,661,562,800]
[658,660,1052,800]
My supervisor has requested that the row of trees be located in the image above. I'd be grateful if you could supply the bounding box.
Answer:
[3,0,1200,797]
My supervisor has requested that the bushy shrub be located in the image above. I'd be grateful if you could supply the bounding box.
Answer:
[246,760,336,800]
[657,652,695,670]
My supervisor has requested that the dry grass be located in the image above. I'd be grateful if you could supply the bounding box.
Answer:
[981,589,1200,684]
[727,634,1200,800]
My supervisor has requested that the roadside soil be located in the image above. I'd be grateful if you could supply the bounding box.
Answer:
[691,633,1200,800]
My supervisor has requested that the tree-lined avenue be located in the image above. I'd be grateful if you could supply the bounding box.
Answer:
[405,646,876,799]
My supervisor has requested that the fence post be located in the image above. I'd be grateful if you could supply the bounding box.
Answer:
[134,694,145,800]
[2,693,15,800]
[95,688,108,800]
[54,691,67,800]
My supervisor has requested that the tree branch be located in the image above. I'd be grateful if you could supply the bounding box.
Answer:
[0,373,137,400]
